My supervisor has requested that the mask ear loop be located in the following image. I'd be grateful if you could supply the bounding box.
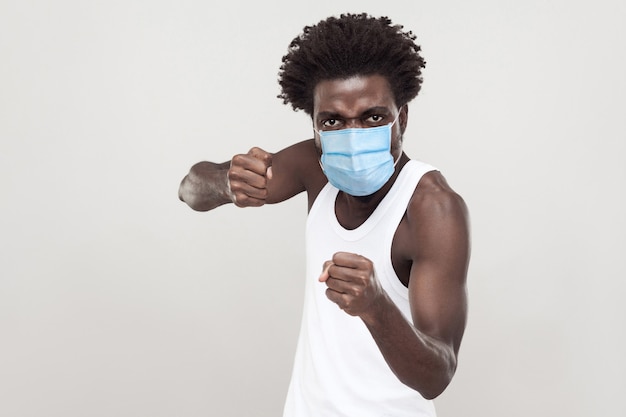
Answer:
[315,128,326,172]
[390,107,402,128]
[390,106,404,166]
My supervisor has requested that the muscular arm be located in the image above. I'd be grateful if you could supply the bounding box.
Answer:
[365,174,470,399]
[178,139,325,211]
[321,172,470,399]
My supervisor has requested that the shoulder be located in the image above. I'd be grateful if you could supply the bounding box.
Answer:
[408,170,468,221]
[405,170,470,257]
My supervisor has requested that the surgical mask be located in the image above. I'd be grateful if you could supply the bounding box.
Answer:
[318,113,400,196]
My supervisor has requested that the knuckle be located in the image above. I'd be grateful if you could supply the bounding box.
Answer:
[227,178,241,193]
[234,195,257,208]
[249,147,269,161]
[231,154,248,169]
[227,168,247,185]
[360,257,374,269]
[356,271,370,283]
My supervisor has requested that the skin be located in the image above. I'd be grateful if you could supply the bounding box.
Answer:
[178,74,470,400]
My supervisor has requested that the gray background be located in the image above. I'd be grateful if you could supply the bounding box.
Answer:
[1,1,625,416]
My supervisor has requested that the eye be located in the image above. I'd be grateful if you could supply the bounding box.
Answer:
[365,114,386,126]
[321,119,343,129]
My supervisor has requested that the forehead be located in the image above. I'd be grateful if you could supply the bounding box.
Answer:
[313,74,395,116]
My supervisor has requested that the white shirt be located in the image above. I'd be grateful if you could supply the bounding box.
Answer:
[283,160,438,417]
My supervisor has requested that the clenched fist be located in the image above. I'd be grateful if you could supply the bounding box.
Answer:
[319,252,385,318]
[228,147,273,207]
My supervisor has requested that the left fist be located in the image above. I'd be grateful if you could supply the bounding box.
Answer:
[319,252,384,317]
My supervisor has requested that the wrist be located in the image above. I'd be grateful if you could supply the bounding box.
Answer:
[223,169,236,204]
[359,291,392,327]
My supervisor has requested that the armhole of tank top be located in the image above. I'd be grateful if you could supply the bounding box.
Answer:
[382,161,438,301]
[306,182,336,229]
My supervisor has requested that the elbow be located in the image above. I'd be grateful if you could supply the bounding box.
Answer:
[183,196,210,212]
[178,178,215,212]
[178,187,202,211]
[401,357,457,400]
[415,374,454,400]
[420,383,449,401]
[411,376,452,400]
[181,196,215,212]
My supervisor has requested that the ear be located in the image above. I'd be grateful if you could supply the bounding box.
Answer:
[399,104,409,134]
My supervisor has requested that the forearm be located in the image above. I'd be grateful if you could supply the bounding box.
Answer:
[361,294,457,400]
[178,161,233,211]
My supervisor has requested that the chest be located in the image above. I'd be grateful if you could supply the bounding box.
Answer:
[334,201,414,287]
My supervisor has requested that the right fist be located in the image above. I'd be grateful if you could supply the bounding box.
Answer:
[228,147,273,207]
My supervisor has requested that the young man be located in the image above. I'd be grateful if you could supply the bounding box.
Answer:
[179,13,470,417]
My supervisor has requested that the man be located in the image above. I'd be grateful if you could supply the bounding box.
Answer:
[179,13,470,417]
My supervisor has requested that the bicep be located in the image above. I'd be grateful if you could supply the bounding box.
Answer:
[408,191,470,353]
[266,139,325,204]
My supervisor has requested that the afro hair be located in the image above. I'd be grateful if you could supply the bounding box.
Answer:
[278,13,426,115]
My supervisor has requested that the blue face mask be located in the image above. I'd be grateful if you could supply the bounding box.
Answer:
[318,113,400,196]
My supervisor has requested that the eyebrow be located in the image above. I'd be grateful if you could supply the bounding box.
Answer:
[316,106,392,120]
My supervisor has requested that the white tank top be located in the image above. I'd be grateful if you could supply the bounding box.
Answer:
[283,160,438,417]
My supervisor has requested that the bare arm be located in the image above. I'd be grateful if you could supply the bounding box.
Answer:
[320,173,470,399]
[367,177,470,398]
[178,139,325,211]
[178,161,233,211]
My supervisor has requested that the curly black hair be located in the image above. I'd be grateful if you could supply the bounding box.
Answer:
[278,13,426,115]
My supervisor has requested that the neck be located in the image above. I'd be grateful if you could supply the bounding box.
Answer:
[335,154,409,230]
